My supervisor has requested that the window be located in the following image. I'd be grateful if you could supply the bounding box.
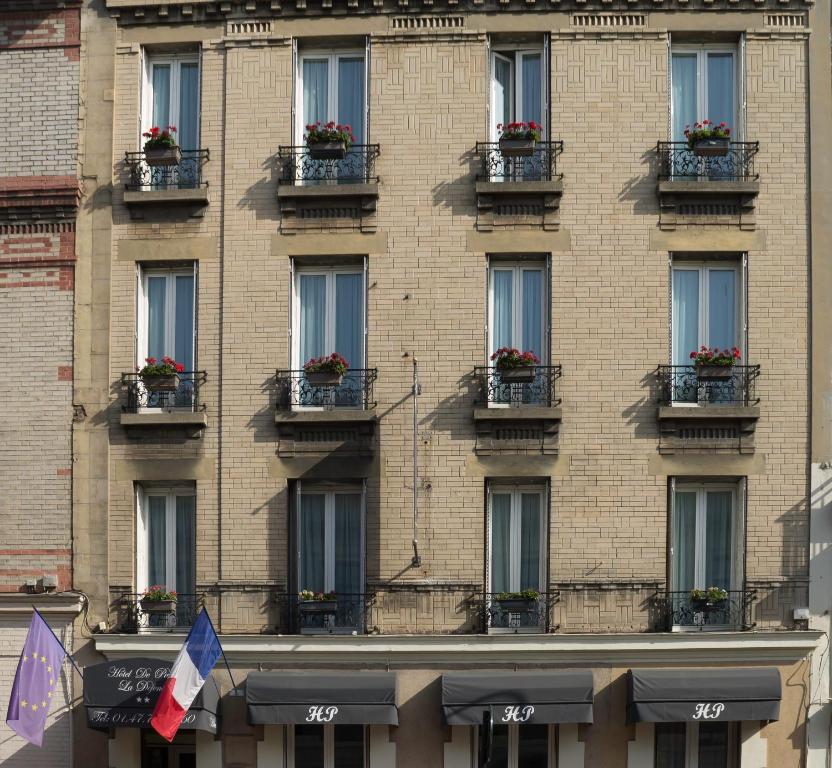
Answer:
[296,483,365,631]
[671,482,743,612]
[136,486,196,626]
[490,48,546,140]
[288,725,366,768]
[293,264,365,407]
[670,45,738,143]
[141,729,196,768]
[655,722,739,768]
[488,724,551,768]
[138,266,196,407]
[143,52,201,151]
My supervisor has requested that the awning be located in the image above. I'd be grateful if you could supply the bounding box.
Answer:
[246,671,398,725]
[441,671,594,725]
[84,657,219,733]
[627,667,781,723]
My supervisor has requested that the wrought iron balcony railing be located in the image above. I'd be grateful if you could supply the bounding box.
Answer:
[114,592,203,633]
[290,592,371,634]
[474,365,562,407]
[657,365,760,406]
[655,590,754,631]
[481,592,550,633]
[476,141,564,183]
[277,144,380,186]
[657,141,759,181]
[275,368,377,411]
[124,149,210,191]
[121,371,208,413]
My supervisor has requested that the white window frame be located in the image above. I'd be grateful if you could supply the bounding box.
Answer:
[141,51,201,148]
[135,485,196,595]
[137,265,197,369]
[670,482,740,593]
[477,723,557,768]
[296,485,366,596]
[655,721,739,768]
[286,725,368,768]
[487,483,547,594]
[487,260,548,365]
[670,260,743,363]
[670,44,740,139]
[489,47,547,142]
[294,50,368,145]
[291,264,366,376]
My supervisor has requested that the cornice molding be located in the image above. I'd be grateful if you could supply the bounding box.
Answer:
[0,593,84,619]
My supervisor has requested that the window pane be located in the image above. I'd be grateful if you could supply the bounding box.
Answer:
[491,494,512,594]
[705,491,733,590]
[698,722,732,768]
[655,723,686,768]
[520,53,542,127]
[671,54,697,142]
[520,493,541,591]
[178,63,200,150]
[174,274,195,371]
[493,56,513,133]
[489,724,509,768]
[521,269,543,357]
[146,276,168,361]
[492,270,514,352]
[672,269,700,366]
[337,57,364,144]
[299,274,327,363]
[707,54,735,129]
[517,724,548,768]
[334,493,362,596]
[146,496,167,588]
[673,491,697,592]
[300,494,326,592]
[708,270,736,351]
[303,59,328,126]
[151,65,171,130]
[334,725,364,768]
[175,495,195,594]
[294,725,325,768]
[334,273,363,370]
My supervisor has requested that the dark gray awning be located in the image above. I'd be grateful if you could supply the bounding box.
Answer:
[246,672,398,725]
[441,671,594,725]
[627,668,781,723]
[83,657,219,733]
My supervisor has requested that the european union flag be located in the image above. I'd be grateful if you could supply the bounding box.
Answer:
[5,610,67,747]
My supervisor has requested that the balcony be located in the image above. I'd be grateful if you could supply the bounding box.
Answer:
[120,371,208,438]
[123,149,210,217]
[656,141,759,229]
[472,365,562,455]
[656,590,753,632]
[292,593,370,635]
[276,144,380,232]
[655,365,760,453]
[113,592,203,634]
[474,141,564,230]
[274,368,378,457]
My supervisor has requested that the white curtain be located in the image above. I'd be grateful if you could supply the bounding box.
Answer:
[300,274,326,363]
[493,55,512,138]
[672,491,697,591]
[698,723,731,767]
[492,270,513,352]
[303,59,328,126]
[151,64,171,130]
[519,493,541,590]
[672,269,699,366]
[175,495,195,594]
[338,57,364,144]
[491,494,511,593]
[146,276,167,361]
[520,53,542,127]
[178,62,200,150]
[707,269,736,351]
[705,491,733,589]
[655,723,686,768]
[707,53,735,128]
[294,725,325,768]
[146,496,167,588]
[335,273,363,369]
[671,54,697,142]
[334,493,362,596]
[300,494,326,592]
[174,274,194,371]
[522,269,543,357]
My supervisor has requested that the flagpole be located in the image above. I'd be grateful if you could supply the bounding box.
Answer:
[201,608,237,690]
[32,606,83,679]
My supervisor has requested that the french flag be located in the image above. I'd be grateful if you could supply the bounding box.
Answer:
[151,610,222,742]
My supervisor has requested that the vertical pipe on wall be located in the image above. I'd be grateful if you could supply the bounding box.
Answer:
[411,357,421,567]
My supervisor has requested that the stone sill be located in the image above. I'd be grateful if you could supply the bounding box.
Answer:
[123,188,210,206]
[474,406,562,422]
[121,411,208,432]
[657,180,760,196]
[275,409,378,425]
[276,182,379,200]
[475,179,563,196]
[657,405,760,421]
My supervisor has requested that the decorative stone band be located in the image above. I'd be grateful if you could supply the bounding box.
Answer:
[246,671,398,726]
[441,670,594,725]
[626,667,781,723]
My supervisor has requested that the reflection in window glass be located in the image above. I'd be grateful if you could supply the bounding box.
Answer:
[334,725,364,768]
[655,722,686,768]
[698,722,731,767]
[490,724,509,768]
[517,724,548,768]
[295,725,325,768]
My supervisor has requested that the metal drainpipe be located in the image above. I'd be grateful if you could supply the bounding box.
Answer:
[412,356,422,567]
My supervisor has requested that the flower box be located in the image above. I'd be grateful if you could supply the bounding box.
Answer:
[145,146,182,167]
[498,366,536,384]
[306,370,343,387]
[498,138,536,158]
[692,138,730,157]
[308,141,347,160]
[141,373,180,392]
[695,364,734,381]
[299,599,338,615]
[140,598,177,614]
[495,597,536,613]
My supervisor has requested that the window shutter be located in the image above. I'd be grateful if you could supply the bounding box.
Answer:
[544,33,550,138]
[361,478,367,598]
[735,478,747,593]
[365,36,371,143]
[486,36,492,138]
[742,252,748,353]
[546,254,552,362]
[739,34,746,141]
[291,38,298,144]
[135,485,145,593]
[288,257,294,365]
[666,34,672,140]
[668,478,676,587]
[192,260,199,370]
[295,480,303,594]
[364,255,369,368]
[134,264,141,366]
[485,483,492,594]
[484,255,490,359]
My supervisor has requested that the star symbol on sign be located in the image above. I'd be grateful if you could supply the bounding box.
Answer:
[21,700,27,708]
[31,704,38,712]
[47,692,52,698]
[49,678,54,685]
[22,655,27,662]
[40,656,46,663]
[41,701,46,708]
[47,666,52,673]
[144,697,151,704]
